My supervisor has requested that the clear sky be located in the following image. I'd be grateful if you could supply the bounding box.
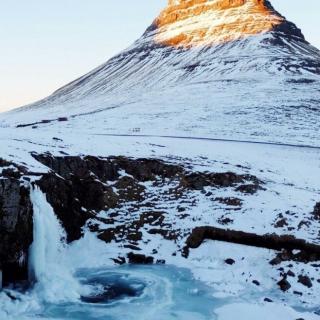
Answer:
[0,0,319,111]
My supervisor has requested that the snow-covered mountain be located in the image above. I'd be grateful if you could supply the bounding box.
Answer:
[2,0,320,146]
[1,1,320,319]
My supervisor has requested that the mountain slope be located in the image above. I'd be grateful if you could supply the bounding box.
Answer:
[1,0,320,146]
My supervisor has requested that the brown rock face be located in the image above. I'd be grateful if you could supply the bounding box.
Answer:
[154,0,284,47]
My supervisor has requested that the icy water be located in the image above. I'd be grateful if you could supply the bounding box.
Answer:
[40,265,218,320]
[0,265,218,320]
[0,188,218,320]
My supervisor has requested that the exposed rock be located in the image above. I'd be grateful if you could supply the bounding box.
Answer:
[112,257,126,265]
[156,259,166,265]
[269,257,282,266]
[127,252,154,265]
[0,178,33,285]
[311,263,320,268]
[124,244,141,251]
[97,211,168,245]
[277,278,291,292]
[184,226,320,260]
[148,228,180,241]
[274,217,288,228]
[154,0,302,47]
[32,154,182,241]
[180,171,261,191]
[312,202,320,221]
[235,183,264,195]
[113,157,182,181]
[0,158,12,167]
[215,197,242,207]
[225,258,235,265]
[114,176,145,202]
[272,248,320,264]
[287,270,295,277]
[218,217,234,225]
[36,173,95,241]
[298,275,313,288]
[298,220,311,230]
[252,280,260,286]
[32,154,263,248]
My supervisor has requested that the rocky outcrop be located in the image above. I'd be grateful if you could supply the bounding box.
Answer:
[127,252,154,265]
[36,173,95,242]
[154,0,304,47]
[33,154,184,242]
[312,202,320,221]
[183,226,320,260]
[0,160,33,285]
[33,153,262,245]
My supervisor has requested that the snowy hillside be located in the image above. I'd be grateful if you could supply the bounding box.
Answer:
[1,0,320,146]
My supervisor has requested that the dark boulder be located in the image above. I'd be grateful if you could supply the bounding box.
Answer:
[252,280,260,286]
[298,275,313,288]
[277,278,291,291]
[127,252,154,264]
[225,258,235,265]
[286,270,295,277]
[235,184,263,195]
[156,259,166,264]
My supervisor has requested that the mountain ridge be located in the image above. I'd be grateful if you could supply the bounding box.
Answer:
[152,0,305,47]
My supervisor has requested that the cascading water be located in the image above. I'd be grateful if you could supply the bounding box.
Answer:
[0,186,220,319]
[0,186,83,318]
[28,186,81,303]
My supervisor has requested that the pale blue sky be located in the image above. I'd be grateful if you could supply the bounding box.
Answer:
[0,1,319,111]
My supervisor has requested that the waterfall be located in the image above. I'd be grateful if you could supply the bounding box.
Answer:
[28,186,81,303]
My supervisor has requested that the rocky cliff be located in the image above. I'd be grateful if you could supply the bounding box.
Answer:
[0,160,32,285]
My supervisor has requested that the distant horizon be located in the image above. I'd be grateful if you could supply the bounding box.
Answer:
[1,0,319,112]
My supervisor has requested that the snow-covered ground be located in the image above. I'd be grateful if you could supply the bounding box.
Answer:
[0,122,319,318]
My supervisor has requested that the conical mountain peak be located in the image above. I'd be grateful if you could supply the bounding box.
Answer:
[6,0,318,130]
[153,0,286,47]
